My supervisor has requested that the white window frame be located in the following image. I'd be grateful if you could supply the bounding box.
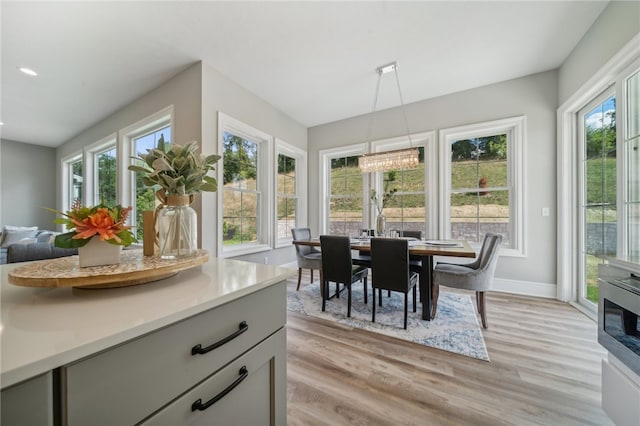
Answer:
[370,131,436,238]
[439,116,526,257]
[557,34,639,303]
[218,113,273,257]
[318,143,368,234]
[61,152,84,212]
[619,61,640,260]
[84,133,117,207]
[120,106,174,232]
[275,139,307,248]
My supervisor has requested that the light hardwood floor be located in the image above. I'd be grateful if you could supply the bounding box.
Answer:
[286,272,612,425]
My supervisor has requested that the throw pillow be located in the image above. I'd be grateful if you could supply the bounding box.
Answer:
[0,226,39,248]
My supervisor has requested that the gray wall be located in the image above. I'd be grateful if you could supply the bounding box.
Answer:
[199,61,308,264]
[558,1,640,105]
[56,61,307,265]
[309,70,559,289]
[0,139,56,229]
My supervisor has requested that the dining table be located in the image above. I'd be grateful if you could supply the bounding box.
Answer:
[292,237,476,321]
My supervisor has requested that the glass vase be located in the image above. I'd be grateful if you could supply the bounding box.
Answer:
[376,213,386,236]
[157,195,197,259]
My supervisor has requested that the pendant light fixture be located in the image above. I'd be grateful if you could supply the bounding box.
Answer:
[358,61,419,173]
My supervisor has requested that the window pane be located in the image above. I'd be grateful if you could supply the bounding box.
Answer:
[223,132,258,189]
[450,191,510,244]
[451,161,478,190]
[133,126,171,240]
[331,156,362,195]
[278,154,296,196]
[478,159,508,188]
[329,197,362,235]
[585,205,617,256]
[379,147,426,235]
[277,196,297,239]
[584,254,602,303]
[222,189,258,245]
[384,194,425,235]
[97,148,117,207]
[329,155,362,233]
[71,160,83,207]
[451,133,510,246]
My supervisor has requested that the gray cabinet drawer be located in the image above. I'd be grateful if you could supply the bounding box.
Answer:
[1,372,54,426]
[63,281,286,426]
[140,327,286,426]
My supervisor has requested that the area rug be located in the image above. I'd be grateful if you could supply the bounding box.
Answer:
[287,280,490,361]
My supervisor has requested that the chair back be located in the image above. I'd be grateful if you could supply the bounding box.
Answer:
[370,238,411,292]
[474,233,503,273]
[320,235,353,284]
[291,227,315,257]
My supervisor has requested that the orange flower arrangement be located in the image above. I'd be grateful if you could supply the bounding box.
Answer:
[49,200,137,248]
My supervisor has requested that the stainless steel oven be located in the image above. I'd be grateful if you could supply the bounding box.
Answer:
[598,270,640,376]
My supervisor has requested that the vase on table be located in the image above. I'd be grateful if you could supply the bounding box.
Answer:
[376,213,386,236]
[78,237,122,267]
[157,194,197,259]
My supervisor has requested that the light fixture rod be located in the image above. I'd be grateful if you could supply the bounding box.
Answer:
[359,60,419,173]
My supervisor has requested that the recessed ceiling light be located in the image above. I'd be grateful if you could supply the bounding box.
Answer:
[0,122,4,126]
[18,67,38,76]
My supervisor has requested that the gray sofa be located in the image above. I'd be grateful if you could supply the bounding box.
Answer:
[6,242,78,263]
[0,227,76,264]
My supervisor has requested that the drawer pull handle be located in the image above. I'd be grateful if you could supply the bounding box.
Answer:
[191,321,248,355]
[191,366,249,411]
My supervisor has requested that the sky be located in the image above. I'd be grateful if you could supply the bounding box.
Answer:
[585,96,615,129]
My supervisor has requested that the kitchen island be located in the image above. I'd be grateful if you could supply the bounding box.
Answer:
[0,255,295,425]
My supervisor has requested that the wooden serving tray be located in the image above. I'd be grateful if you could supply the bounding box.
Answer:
[8,249,209,289]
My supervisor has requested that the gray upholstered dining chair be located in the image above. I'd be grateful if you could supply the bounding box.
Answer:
[320,235,368,318]
[370,238,418,329]
[291,228,322,291]
[431,233,502,328]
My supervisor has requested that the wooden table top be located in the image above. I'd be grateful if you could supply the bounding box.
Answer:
[293,237,476,258]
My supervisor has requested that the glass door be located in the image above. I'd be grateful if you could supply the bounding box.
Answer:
[578,90,617,311]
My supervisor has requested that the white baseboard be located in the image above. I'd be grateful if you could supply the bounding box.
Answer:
[492,277,556,299]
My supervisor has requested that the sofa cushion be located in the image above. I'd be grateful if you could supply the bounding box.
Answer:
[0,226,39,248]
[7,242,78,263]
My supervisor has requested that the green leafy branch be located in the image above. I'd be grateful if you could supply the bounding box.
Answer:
[128,141,221,196]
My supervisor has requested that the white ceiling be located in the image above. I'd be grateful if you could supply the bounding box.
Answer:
[1,1,609,147]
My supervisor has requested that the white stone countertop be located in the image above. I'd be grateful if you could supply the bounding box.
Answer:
[0,257,295,388]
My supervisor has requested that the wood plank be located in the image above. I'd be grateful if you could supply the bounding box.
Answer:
[287,271,613,425]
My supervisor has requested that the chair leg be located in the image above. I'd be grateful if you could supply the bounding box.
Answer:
[388,290,391,298]
[347,285,352,318]
[431,283,440,320]
[478,291,488,329]
[404,292,408,329]
[378,289,382,307]
[372,286,376,323]
[412,285,417,313]
[364,277,368,305]
[321,280,327,312]
[310,269,314,283]
[296,268,302,291]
